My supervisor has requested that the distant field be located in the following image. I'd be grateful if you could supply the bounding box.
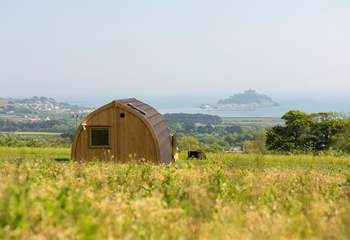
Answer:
[0,115,28,121]
[222,117,284,128]
[0,147,349,239]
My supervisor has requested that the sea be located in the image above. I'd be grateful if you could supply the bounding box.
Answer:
[61,95,350,119]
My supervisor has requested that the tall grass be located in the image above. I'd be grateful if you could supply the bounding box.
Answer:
[0,146,70,159]
[0,148,349,239]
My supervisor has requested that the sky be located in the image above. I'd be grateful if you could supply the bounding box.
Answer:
[1,0,350,102]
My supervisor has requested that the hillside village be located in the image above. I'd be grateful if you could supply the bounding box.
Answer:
[0,96,93,121]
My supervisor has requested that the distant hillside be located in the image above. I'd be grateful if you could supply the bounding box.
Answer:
[0,96,93,121]
[0,99,13,107]
[201,90,279,111]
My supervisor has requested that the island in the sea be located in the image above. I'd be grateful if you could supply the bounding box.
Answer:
[200,89,279,111]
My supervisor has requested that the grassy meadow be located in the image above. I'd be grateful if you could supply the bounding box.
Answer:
[0,147,350,239]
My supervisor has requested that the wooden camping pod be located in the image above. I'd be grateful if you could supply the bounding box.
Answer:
[71,98,175,164]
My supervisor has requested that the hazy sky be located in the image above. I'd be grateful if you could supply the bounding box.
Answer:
[1,0,350,100]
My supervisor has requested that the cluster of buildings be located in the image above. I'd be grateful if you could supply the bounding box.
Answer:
[0,97,93,122]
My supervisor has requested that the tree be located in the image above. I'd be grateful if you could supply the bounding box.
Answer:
[178,136,200,151]
[266,125,294,152]
[225,125,242,134]
[197,125,215,134]
[281,110,313,150]
[244,131,267,154]
[309,113,345,151]
[224,134,237,146]
[266,110,345,153]
[331,117,350,153]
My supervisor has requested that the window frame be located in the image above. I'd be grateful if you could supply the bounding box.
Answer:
[88,126,111,149]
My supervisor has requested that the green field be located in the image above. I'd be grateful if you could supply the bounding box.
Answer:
[221,117,284,129]
[0,147,349,239]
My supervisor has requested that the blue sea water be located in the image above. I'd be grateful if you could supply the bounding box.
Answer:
[62,95,350,118]
[158,97,350,118]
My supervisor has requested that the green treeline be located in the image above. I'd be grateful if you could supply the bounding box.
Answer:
[0,119,75,133]
[0,133,71,148]
[2,111,350,155]
[165,113,258,152]
[266,110,350,154]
